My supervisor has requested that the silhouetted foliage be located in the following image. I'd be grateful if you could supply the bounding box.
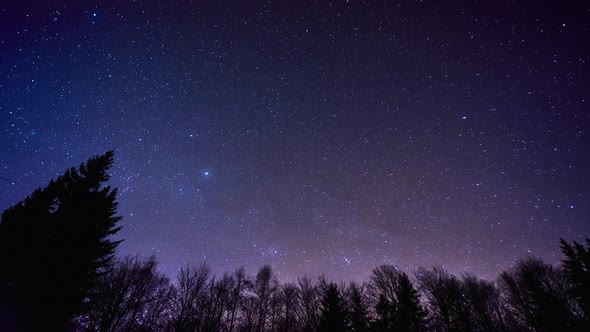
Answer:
[2,154,589,332]
[76,255,173,332]
[415,266,470,331]
[169,263,211,331]
[370,265,426,332]
[275,283,300,332]
[0,151,122,332]
[252,265,279,332]
[499,257,575,332]
[561,238,590,329]
[346,282,370,332]
[373,293,394,332]
[297,275,321,332]
[395,271,428,331]
[228,267,247,332]
[460,274,506,331]
[319,282,348,332]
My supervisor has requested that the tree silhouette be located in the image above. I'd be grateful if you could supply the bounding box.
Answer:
[370,266,427,332]
[394,271,428,331]
[561,238,590,329]
[369,265,400,331]
[271,283,300,332]
[346,282,370,332]
[227,267,247,332]
[0,151,122,331]
[253,265,279,332]
[77,255,173,332]
[169,263,211,331]
[318,282,348,332]
[201,272,234,332]
[460,274,507,331]
[373,293,395,331]
[499,257,575,332]
[2,153,589,332]
[415,265,470,331]
[298,275,321,332]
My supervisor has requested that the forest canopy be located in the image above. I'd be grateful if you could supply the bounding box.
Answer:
[0,153,588,332]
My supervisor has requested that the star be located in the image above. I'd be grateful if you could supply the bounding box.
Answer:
[1,0,587,284]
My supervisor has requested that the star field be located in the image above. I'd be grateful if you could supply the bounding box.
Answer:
[1,0,589,281]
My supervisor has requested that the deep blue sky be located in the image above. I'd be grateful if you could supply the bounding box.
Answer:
[1,0,589,281]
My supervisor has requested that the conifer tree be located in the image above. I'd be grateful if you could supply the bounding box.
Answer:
[319,282,348,332]
[347,282,370,332]
[394,271,427,331]
[373,293,394,332]
[0,151,122,331]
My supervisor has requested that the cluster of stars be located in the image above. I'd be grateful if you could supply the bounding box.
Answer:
[0,1,588,281]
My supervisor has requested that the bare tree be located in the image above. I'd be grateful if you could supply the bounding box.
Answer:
[241,293,258,332]
[169,263,211,332]
[79,255,172,332]
[415,266,469,331]
[201,273,234,331]
[282,283,301,332]
[499,257,575,331]
[297,276,320,332]
[368,265,400,304]
[253,265,279,332]
[461,273,506,331]
[227,267,247,332]
[268,284,284,332]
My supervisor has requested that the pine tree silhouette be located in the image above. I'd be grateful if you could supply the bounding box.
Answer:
[373,293,394,332]
[319,282,348,332]
[0,151,122,331]
[371,268,427,332]
[394,271,428,331]
[347,282,370,332]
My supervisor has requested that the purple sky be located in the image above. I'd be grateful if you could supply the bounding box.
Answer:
[1,0,589,282]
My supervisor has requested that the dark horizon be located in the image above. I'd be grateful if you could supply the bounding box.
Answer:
[2,151,588,332]
[1,0,589,282]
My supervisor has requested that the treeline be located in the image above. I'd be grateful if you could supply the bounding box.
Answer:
[71,243,589,332]
[0,152,588,332]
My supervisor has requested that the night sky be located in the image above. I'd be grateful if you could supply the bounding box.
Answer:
[1,0,589,282]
